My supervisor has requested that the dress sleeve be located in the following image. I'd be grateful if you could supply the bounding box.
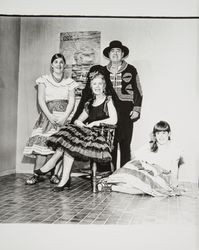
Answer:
[133,72,143,113]
[35,76,47,88]
[68,79,79,91]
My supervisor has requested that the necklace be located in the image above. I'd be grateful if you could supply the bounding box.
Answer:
[52,73,64,83]
[93,94,106,106]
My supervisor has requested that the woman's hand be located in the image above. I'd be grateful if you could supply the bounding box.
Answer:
[74,120,86,127]
[86,121,100,128]
[151,163,168,175]
[56,116,67,126]
[47,114,58,125]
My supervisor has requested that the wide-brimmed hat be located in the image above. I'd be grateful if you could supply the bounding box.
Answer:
[103,40,129,58]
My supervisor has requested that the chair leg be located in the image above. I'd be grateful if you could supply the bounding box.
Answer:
[92,161,97,193]
[110,162,115,173]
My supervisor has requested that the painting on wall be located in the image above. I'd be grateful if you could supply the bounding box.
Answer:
[60,31,101,97]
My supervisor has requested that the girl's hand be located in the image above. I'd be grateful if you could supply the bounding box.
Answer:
[74,120,85,127]
[48,114,58,125]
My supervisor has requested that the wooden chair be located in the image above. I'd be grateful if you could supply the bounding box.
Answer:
[90,124,116,193]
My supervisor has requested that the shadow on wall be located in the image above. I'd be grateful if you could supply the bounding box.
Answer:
[22,155,35,165]
[0,77,5,89]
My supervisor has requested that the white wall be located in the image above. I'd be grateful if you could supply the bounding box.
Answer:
[0,17,20,176]
[16,17,199,182]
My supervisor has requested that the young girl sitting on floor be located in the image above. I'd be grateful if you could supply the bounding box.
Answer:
[98,121,185,197]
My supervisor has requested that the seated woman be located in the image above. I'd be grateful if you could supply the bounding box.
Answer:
[98,121,185,197]
[33,65,118,192]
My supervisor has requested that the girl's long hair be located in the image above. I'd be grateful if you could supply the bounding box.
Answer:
[150,120,171,152]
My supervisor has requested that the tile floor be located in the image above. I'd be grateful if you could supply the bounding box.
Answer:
[0,173,198,225]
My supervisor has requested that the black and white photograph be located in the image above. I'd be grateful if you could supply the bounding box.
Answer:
[0,1,198,249]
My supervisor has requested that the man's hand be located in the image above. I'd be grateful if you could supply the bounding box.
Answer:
[129,110,139,120]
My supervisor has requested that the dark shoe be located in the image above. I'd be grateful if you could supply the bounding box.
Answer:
[52,177,71,192]
[50,175,60,184]
[25,174,45,185]
[34,169,45,176]
[65,177,71,189]
[52,186,65,192]
[25,175,39,185]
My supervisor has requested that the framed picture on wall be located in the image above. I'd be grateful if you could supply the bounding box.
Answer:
[60,31,101,97]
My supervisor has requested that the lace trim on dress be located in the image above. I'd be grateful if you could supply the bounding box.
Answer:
[36,75,77,88]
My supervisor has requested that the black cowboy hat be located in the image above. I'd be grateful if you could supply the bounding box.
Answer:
[103,40,129,58]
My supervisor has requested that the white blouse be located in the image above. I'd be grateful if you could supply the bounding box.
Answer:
[35,75,79,102]
[134,141,183,179]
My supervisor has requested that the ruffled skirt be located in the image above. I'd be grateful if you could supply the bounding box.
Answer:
[46,124,114,163]
[98,160,183,197]
[23,100,68,157]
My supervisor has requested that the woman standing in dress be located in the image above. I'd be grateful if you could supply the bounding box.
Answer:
[32,65,118,192]
[98,121,184,197]
[24,53,78,185]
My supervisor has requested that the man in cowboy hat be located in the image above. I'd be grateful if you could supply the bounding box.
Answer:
[103,40,143,169]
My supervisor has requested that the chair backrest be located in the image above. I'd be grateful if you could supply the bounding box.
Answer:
[95,123,116,151]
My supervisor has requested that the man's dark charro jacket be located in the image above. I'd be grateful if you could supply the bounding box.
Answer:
[103,60,143,125]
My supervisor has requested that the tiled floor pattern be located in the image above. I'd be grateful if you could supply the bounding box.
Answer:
[0,174,198,225]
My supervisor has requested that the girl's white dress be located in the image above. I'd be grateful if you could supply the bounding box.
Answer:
[23,74,78,157]
[98,141,184,197]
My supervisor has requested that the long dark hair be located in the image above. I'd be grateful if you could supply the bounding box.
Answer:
[51,53,66,64]
[87,65,119,97]
[150,121,171,152]
[50,53,66,75]
[71,65,119,122]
